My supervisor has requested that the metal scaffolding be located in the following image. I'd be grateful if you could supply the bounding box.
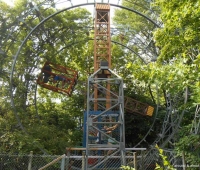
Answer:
[85,65,126,169]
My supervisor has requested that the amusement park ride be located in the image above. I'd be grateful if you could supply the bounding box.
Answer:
[37,61,78,96]
[6,0,197,169]
[37,3,154,169]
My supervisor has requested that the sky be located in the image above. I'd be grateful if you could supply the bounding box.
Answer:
[2,0,121,25]
[1,0,14,6]
[1,0,121,10]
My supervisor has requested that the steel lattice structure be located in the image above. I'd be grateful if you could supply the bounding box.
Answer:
[85,65,125,169]
[191,105,200,135]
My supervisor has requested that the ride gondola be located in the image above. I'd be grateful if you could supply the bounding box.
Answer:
[37,61,78,96]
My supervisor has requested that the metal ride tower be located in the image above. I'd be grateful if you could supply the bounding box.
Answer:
[84,3,125,169]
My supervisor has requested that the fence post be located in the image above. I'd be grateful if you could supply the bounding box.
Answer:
[134,152,137,170]
[182,151,186,170]
[82,151,85,170]
[61,155,65,170]
[28,151,33,170]
[66,149,70,170]
[141,150,144,170]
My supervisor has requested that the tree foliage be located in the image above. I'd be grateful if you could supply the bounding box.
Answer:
[0,0,91,154]
[152,0,200,164]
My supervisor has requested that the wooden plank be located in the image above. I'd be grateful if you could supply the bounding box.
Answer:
[96,4,110,10]
[38,154,65,170]
[66,147,146,151]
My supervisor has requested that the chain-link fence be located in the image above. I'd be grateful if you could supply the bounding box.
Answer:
[0,148,184,170]
[0,149,145,170]
[0,153,62,170]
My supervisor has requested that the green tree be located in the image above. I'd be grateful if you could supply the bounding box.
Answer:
[0,0,92,154]
[152,0,200,165]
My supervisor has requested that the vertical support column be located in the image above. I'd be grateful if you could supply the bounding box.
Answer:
[94,3,111,110]
[28,151,33,170]
[66,150,70,170]
[82,151,85,170]
[182,151,186,170]
[134,152,137,170]
[61,157,65,170]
